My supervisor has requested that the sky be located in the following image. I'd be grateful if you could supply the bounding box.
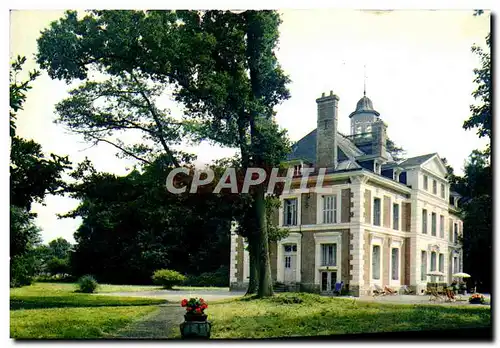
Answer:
[9,9,490,244]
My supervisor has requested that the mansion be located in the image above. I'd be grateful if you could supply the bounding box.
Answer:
[229,91,464,296]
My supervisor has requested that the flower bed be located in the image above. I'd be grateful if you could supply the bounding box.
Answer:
[469,293,485,304]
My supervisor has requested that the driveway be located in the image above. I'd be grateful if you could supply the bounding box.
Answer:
[99,289,246,303]
[357,293,491,306]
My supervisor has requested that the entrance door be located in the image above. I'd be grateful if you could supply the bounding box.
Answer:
[283,244,297,283]
[320,271,337,294]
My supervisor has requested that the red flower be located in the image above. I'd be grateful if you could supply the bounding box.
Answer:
[181,299,188,307]
[195,307,202,313]
[187,307,192,312]
[201,304,208,309]
[199,298,204,303]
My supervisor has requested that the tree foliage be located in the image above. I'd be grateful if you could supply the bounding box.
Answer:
[464,31,491,153]
[37,10,291,296]
[10,57,70,287]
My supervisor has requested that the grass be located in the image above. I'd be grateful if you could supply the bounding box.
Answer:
[173,293,492,339]
[10,283,165,339]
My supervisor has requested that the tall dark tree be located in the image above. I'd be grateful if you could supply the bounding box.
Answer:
[457,12,492,292]
[10,56,70,286]
[37,10,291,297]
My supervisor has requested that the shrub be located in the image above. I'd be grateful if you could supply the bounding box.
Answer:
[183,266,229,287]
[10,254,37,288]
[152,269,186,289]
[77,275,98,293]
[46,257,71,276]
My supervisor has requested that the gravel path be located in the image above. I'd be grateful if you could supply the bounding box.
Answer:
[112,303,184,339]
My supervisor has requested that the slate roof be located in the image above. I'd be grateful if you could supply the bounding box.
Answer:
[398,153,437,168]
[287,128,367,164]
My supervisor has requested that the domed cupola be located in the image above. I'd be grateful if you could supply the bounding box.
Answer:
[349,92,381,136]
[349,95,380,118]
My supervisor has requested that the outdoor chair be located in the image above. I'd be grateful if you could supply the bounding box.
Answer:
[436,285,445,295]
[373,284,385,297]
[445,289,456,302]
[384,285,397,295]
[333,281,344,296]
[428,287,443,302]
[399,285,414,295]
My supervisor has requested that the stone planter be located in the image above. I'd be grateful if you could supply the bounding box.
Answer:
[180,314,211,339]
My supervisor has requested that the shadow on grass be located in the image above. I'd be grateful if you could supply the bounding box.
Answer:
[209,300,492,340]
[10,295,165,310]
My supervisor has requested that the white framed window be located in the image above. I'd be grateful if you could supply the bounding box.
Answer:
[372,245,381,280]
[321,244,337,266]
[393,203,399,230]
[423,175,428,190]
[433,180,437,194]
[441,183,445,198]
[314,232,342,285]
[440,215,445,238]
[391,248,399,281]
[439,253,444,273]
[454,223,458,243]
[422,209,428,234]
[430,251,437,271]
[373,198,381,226]
[431,213,437,236]
[283,198,297,226]
[421,251,427,281]
[293,164,302,176]
[322,195,337,224]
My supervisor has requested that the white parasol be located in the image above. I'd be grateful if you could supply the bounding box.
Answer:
[452,272,471,278]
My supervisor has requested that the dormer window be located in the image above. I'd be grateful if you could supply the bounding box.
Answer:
[293,164,302,176]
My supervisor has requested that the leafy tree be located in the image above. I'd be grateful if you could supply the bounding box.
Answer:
[62,159,235,284]
[10,56,70,286]
[10,206,41,287]
[457,13,492,293]
[37,10,291,297]
[464,30,491,154]
[48,237,72,260]
[10,56,71,211]
[386,138,405,161]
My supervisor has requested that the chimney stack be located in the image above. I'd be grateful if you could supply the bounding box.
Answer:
[316,91,339,169]
[372,119,388,159]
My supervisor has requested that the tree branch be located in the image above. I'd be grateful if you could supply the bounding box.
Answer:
[87,134,153,165]
[129,71,180,168]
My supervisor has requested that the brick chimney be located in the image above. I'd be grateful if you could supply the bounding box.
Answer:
[316,91,339,169]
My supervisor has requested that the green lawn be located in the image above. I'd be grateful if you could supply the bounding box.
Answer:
[175,293,492,339]
[10,283,165,339]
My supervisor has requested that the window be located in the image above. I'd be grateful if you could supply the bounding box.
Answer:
[391,248,399,280]
[323,195,337,224]
[441,183,445,198]
[372,245,381,280]
[431,213,437,236]
[283,198,297,226]
[393,203,399,230]
[422,209,428,234]
[285,256,291,268]
[321,244,337,266]
[374,163,381,174]
[432,180,437,194]
[430,252,437,271]
[421,251,427,281]
[454,223,458,243]
[439,253,444,273]
[293,164,302,176]
[284,244,297,253]
[440,215,445,238]
[423,175,428,190]
[453,256,459,273]
[373,198,381,226]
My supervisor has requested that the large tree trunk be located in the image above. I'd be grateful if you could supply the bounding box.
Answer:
[254,185,273,297]
[246,234,259,295]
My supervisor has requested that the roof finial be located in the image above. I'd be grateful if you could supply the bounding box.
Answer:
[363,64,367,97]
